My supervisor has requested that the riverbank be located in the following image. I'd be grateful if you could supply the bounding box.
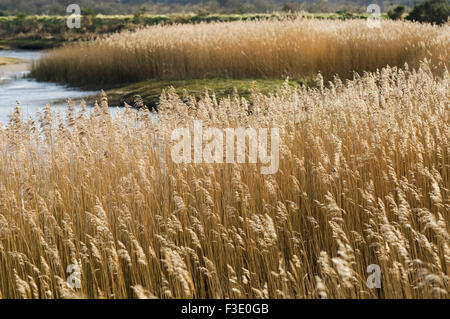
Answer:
[0,39,64,50]
[0,57,29,75]
[1,49,303,110]
[0,62,29,74]
[0,56,26,66]
[0,50,97,123]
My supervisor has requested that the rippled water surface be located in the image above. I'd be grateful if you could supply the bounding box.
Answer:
[0,50,99,124]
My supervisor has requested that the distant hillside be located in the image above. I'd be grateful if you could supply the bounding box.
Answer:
[0,0,426,15]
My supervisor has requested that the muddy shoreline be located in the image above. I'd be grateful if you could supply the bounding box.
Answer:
[0,62,30,73]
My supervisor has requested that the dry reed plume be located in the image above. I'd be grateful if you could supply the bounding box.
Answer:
[0,61,449,299]
[31,18,449,87]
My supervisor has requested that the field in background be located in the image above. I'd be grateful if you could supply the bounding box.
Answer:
[0,12,373,50]
[0,62,448,298]
[31,18,449,89]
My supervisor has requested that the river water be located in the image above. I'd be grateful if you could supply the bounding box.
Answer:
[0,50,99,125]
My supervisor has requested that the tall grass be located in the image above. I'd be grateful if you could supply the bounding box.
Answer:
[31,18,449,88]
[1,61,449,298]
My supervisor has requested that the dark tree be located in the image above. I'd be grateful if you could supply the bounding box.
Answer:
[387,5,406,20]
[407,0,450,24]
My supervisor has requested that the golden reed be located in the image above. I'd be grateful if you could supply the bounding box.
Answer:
[32,18,449,87]
[0,61,449,298]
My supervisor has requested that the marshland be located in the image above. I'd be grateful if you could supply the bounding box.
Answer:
[0,2,449,299]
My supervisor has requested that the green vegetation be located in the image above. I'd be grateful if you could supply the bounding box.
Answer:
[0,0,421,15]
[407,0,450,24]
[101,78,306,110]
[387,5,406,20]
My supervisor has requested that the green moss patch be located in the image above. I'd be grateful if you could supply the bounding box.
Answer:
[103,78,309,109]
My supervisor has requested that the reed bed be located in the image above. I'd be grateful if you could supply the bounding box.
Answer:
[0,61,449,298]
[31,18,450,88]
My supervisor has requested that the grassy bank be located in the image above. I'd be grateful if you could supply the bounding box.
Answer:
[85,78,306,110]
[31,18,449,88]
